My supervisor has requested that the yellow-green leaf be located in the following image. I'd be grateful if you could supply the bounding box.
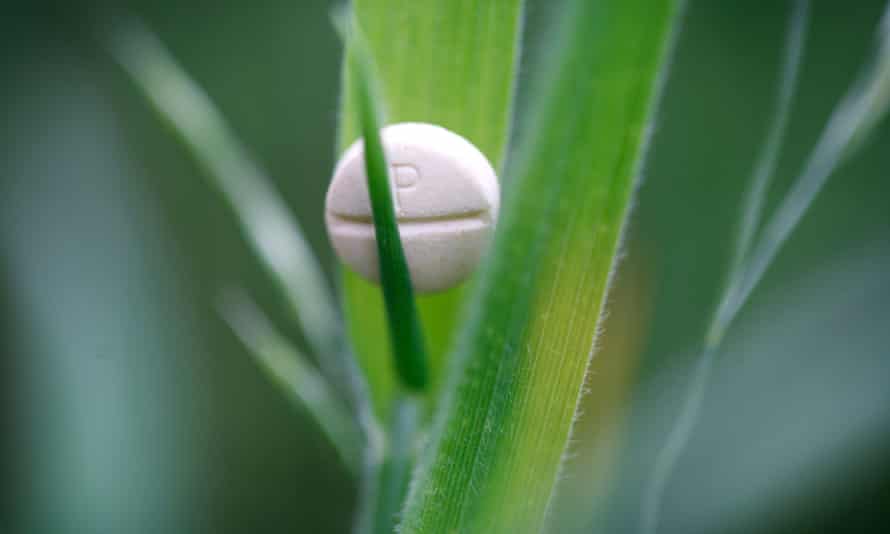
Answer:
[399,0,682,531]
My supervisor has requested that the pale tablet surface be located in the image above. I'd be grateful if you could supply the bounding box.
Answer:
[326,122,499,293]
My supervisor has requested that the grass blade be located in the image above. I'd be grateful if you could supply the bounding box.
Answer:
[334,11,429,391]
[724,1,890,328]
[369,395,421,534]
[632,250,890,533]
[643,4,810,531]
[644,4,890,533]
[727,0,808,280]
[334,11,429,532]
[219,290,362,476]
[336,0,524,418]
[109,23,351,394]
[399,0,681,531]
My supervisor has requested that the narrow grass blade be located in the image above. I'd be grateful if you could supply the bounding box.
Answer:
[334,11,429,391]
[109,23,350,394]
[336,0,524,418]
[718,0,890,336]
[724,1,890,328]
[643,4,811,531]
[727,0,808,280]
[399,0,681,531]
[633,249,890,533]
[219,290,362,476]
[370,395,421,534]
[644,4,890,533]
[334,13,429,531]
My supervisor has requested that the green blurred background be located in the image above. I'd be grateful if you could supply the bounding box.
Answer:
[2,1,888,533]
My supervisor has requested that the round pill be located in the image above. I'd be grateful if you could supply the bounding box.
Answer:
[325,122,499,293]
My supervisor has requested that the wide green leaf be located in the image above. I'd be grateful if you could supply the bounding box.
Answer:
[399,0,681,531]
[336,0,524,419]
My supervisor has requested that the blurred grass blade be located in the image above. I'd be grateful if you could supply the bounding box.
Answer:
[399,0,681,532]
[728,0,808,280]
[644,4,810,531]
[335,11,429,391]
[644,4,890,533]
[335,12,428,532]
[370,395,421,534]
[219,290,362,476]
[109,23,352,395]
[722,0,890,331]
[337,0,524,418]
[634,248,890,534]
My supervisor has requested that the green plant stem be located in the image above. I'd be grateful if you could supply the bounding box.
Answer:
[371,395,421,534]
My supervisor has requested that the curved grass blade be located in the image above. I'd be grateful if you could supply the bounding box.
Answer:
[727,0,808,281]
[219,290,362,476]
[334,11,429,392]
[369,395,421,534]
[334,11,429,532]
[634,249,890,534]
[723,1,890,329]
[642,4,810,531]
[644,3,890,533]
[398,0,682,531]
[109,23,353,397]
[336,0,524,419]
